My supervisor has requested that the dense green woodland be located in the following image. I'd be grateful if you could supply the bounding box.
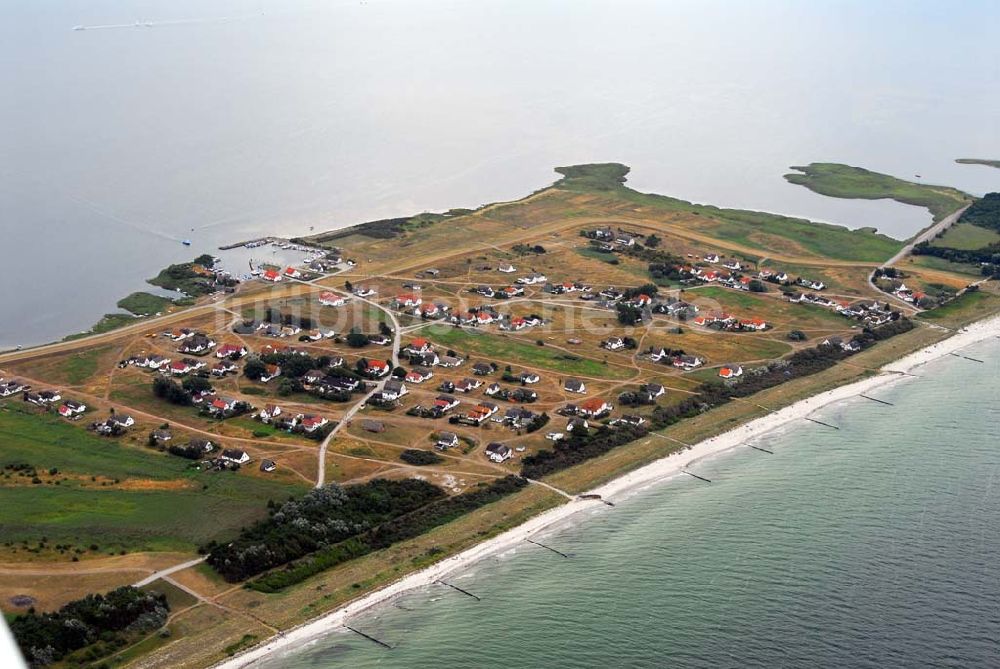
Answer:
[12,587,168,667]
[205,478,445,582]
[915,193,1000,275]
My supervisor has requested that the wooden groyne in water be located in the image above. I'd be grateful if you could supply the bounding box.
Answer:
[526,538,570,558]
[804,416,839,430]
[437,580,482,601]
[683,470,712,483]
[344,625,392,649]
[859,394,894,406]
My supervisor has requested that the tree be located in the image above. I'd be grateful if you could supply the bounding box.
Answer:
[181,376,212,394]
[645,234,661,248]
[152,377,192,406]
[787,330,807,341]
[379,321,393,337]
[243,359,266,381]
[346,329,370,348]
[344,280,353,292]
[748,279,768,293]
[617,303,642,325]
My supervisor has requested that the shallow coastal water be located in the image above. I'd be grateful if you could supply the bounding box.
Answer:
[261,337,1000,668]
[3,0,1000,347]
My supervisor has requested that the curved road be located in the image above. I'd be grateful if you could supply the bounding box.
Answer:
[309,280,401,488]
[868,203,972,309]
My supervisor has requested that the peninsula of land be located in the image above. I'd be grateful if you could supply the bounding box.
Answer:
[3,162,1000,669]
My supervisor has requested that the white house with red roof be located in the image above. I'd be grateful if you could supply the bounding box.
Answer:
[364,359,390,378]
[318,291,348,307]
[718,366,743,379]
[216,344,247,359]
[169,360,193,375]
[578,397,612,417]
[407,338,433,354]
[284,267,303,279]
[395,294,423,308]
[259,364,282,382]
[262,269,282,282]
[301,415,329,433]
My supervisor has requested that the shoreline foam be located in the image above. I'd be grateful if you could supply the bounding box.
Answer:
[216,314,1000,668]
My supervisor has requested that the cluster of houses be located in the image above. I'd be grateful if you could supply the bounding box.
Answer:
[583,226,640,249]
[891,283,927,304]
[92,413,135,436]
[0,378,25,397]
[21,388,89,421]
[255,405,330,434]
[691,312,768,332]
[788,293,899,327]
[470,284,526,300]
[649,348,703,369]
[261,266,313,283]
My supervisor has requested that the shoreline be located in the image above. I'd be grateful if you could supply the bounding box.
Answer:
[215,313,1000,669]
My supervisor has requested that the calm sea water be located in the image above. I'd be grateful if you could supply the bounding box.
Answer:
[3,0,1000,347]
[260,337,1000,668]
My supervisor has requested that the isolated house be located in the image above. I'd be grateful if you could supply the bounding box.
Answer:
[485,442,513,462]
[564,378,587,394]
[436,431,459,450]
[219,449,250,465]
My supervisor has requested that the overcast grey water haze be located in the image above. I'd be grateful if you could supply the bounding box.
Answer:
[2,0,999,347]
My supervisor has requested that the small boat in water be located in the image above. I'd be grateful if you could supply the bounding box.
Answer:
[182,239,192,246]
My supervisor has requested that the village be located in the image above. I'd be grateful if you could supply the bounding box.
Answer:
[0,210,932,496]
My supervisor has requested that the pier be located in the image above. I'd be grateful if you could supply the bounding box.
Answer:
[526,538,570,558]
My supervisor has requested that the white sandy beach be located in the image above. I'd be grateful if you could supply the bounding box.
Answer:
[216,314,1000,668]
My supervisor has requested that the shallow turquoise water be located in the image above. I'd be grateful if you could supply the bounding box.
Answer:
[262,337,1000,668]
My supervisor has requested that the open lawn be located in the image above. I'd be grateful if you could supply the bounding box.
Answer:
[929,222,1000,250]
[0,405,306,552]
[424,325,635,380]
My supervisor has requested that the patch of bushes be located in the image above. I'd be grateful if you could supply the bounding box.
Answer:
[400,449,444,465]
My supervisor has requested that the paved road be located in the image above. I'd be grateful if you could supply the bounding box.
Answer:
[132,556,207,587]
[309,280,402,488]
[868,203,972,310]
[885,203,971,268]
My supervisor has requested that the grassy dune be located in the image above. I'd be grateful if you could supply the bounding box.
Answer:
[784,163,971,223]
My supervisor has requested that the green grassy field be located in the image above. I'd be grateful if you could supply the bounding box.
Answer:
[0,405,306,551]
[552,163,904,262]
[930,222,1000,250]
[424,326,634,379]
[64,313,142,341]
[117,292,175,316]
[54,347,111,385]
[909,255,985,277]
[784,163,971,223]
[918,290,999,326]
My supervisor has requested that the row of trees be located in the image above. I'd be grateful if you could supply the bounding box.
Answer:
[250,476,528,592]
[204,479,445,582]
